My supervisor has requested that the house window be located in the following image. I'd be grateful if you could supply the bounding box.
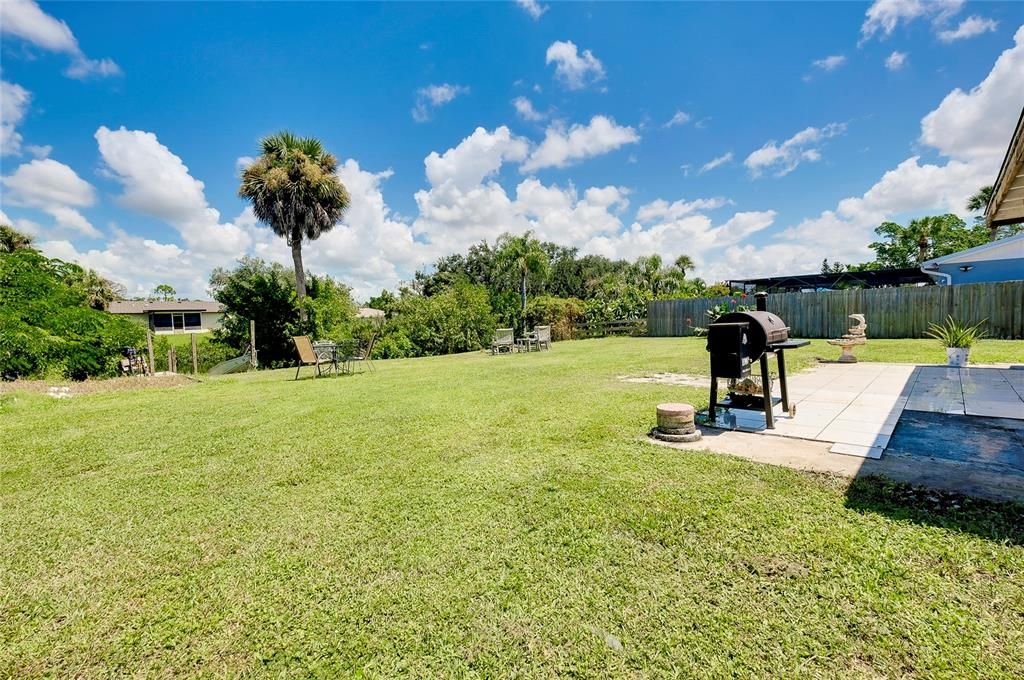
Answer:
[151,312,204,332]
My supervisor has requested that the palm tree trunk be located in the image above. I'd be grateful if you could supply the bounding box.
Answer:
[520,272,528,311]
[290,238,308,321]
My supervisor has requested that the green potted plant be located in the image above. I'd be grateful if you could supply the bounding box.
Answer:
[925,316,987,366]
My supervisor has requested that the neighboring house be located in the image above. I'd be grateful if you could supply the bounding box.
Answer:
[920,232,1024,285]
[109,300,225,334]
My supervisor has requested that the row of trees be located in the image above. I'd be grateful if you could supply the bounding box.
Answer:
[402,231,720,333]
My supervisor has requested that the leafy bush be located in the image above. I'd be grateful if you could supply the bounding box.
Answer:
[584,282,651,323]
[524,295,585,340]
[0,247,145,380]
[381,280,496,357]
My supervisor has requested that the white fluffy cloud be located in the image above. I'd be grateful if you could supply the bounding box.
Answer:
[412,83,469,122]
[1,80,31,156]
[584,210,777,266]
[937,16,998,42]
[920,25,1024,165]
[521,116,639,172]
[1,157,100,238]
[812,55,847,71]
[860,0,964,42]
[95,126,251,255]
[424,125,529,189]
[885,51,908,71]
[545,40,605,90]
[516,179,630,244]
[0,0,121,79]
[512,96,545,122]
[636,197,730,223]
[2,158,94,208]
[516,0,548,20]
[39,230,202,299]
[699,151,733,174]
[744,123,846,177]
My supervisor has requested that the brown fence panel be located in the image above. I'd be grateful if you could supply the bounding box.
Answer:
[647,281,1024,339]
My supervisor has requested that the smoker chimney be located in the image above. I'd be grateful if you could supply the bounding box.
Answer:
[755,292,768,312]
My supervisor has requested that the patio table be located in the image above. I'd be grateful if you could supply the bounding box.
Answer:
[312,340,359,374]
[517,332,538,352]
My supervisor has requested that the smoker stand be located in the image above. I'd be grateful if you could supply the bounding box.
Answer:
[708,340,810,429]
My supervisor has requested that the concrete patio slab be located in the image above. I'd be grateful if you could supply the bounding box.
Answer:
[698,362,1024,460]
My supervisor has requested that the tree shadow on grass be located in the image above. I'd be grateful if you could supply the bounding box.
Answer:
[844,475,1024,546]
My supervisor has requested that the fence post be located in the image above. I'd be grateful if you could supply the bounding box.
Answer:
[191,333,198,374]
[249,319,257,368]
[146,330,155,376]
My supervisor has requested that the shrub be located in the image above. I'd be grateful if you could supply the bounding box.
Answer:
[524,295,585,340]
[384,280,497,356]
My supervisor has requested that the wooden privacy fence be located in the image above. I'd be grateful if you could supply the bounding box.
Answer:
[647,282,1024,339]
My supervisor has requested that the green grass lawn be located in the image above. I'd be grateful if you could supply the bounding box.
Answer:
[2,337,1023,677]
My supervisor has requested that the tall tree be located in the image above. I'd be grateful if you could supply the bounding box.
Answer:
[66,268,126,310]
[238,131,350,317]
[496,231,549,312]
[868,214,989,268]
[153,284,176,301]
[0,225,33,253]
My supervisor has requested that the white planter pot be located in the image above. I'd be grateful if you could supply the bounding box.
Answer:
[946,347,970,366]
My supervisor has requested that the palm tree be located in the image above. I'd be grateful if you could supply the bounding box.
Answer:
[496,231,549,312]
[65,267,125,310]
[673,254,694,278]
[630,255,664,296]
[966,185,992,213]
[239,132,350,316]
[907,218,933,263]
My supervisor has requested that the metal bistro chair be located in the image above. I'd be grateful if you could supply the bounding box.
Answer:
[348,330,379,373]
[491,328,515,354]
[293,336,335,379]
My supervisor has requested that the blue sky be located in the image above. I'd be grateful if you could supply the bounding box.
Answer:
[1,0,1022,299]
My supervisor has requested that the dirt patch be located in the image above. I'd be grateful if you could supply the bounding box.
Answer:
[618,373,711,388]
[0,374,197,396]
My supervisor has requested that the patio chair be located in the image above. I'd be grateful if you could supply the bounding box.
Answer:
[292,335,332,379]
[491,328,515,354]
[534,325,552,350]
[348,329,379,373]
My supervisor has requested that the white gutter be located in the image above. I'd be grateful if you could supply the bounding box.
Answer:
[921,263,952,286]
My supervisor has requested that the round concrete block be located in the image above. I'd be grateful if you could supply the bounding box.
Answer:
[651,428,703,443]
[656,403,696,434]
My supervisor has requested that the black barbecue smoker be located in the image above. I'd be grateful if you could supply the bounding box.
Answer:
[705,293,809,428]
